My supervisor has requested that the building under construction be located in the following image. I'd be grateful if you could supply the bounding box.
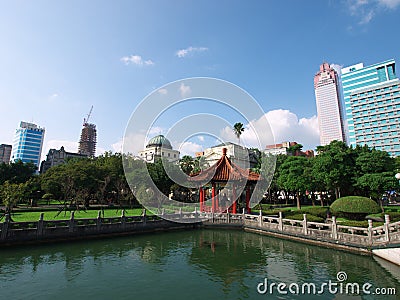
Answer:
[78,106,97,157]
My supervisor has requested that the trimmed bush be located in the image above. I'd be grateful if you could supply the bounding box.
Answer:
[330,196,381,220]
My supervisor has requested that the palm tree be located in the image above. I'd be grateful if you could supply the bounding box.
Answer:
[180,155,194,175]
[233,122,245,145]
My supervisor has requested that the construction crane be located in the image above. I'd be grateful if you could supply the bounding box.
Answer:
[83,105,93,125]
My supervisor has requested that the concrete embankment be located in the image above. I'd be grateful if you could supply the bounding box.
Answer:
[373,248,400,266]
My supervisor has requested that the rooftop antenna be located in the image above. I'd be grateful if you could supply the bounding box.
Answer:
[83,105,93,125]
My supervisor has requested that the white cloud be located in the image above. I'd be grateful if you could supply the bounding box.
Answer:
[359,10,374,24]
[346,0,400,25]
[378,0,400,9]
[220,109,320,151]
[179,83,191,97]
[198,136,205,142]
[178,141,203,157]
[175,46,208,58]
[158,88,168,95]
[111,139,123,153]
[120,55,154,66]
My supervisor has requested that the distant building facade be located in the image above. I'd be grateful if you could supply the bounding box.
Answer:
[195,142,259,169]
[138,135,180,163]
[264,141,314,157]
[314,62,346,146]
[40,146,88,173]
[0,144,12,164]
[341,59,400,156]
[12,121,45,167]
[78,123,97,157]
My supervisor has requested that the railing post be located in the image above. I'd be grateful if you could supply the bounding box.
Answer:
[121,209,126,229]
[179,208,182,221]
[303,214,308,235]
[384,214,390,242]
[97,210,102,230]
[1,214,11,240]
[259,210,263,227]
[142,209,147,224]
[194,207,198,222]
[37,213,44,237]
[227,211,230,224]
[161,208,165,217]
[69,211,75,233]
[278,212,283,231]
[368,219,373,245]
[332,216,338,240]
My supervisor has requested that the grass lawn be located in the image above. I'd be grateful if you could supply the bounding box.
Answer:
[8,208,147,222]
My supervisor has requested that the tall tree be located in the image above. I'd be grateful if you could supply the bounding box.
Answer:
[233,122,245,145]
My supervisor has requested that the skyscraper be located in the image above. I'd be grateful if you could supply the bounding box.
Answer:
[11,121,45,167]
[341,59,400,156]
[0,144,12,164]
[78,106,97,157]
[314,62,346,146]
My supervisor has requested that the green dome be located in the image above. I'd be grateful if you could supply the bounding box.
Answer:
[146,135,172,149]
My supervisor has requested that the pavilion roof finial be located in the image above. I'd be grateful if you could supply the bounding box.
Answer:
[222,147,227,156]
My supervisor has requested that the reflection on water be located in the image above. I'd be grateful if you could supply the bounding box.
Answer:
[0,230,399,300]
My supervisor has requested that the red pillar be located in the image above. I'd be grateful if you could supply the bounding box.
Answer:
[199,187,203,212]
[246,186,251,213]
[212,183,216,212]
[232,185,237,214]
[202,187,206,211]
[215,184,219,212]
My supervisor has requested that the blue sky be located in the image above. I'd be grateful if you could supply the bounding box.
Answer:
[1,0,400,158]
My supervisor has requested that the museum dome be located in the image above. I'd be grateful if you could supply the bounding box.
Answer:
[146,135,173,149]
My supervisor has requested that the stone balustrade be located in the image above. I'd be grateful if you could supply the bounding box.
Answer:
[1,210,399,250]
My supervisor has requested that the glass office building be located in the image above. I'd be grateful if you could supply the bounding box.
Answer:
[12,121,45,167]
[341,59,400,156]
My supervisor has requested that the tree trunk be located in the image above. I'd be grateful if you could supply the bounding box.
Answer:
[296,191,301,210]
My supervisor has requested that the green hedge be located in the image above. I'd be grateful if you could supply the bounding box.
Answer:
[285,213,324,223]
[330,196,380,220]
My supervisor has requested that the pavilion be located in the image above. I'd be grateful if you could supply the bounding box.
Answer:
[189,148,261,214]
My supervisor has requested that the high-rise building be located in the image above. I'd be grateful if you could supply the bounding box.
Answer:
[314,62,346,146]
[11,121,45,167]
[78,123,97,157]
[0,144,12,164]
[78,106,97,157]
[341,59,400,156]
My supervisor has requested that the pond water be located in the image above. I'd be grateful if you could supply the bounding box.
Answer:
[0,229,399,299]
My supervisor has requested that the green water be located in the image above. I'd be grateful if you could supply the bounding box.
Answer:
[0,229,399,300]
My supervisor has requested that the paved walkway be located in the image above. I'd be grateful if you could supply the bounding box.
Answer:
[372,248,400,266]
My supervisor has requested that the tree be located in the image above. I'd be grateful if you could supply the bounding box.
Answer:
[277,156,309,210]
[180,155,194,175]
[233,122,245,145]
[0,160,36,185]
[313,141,354,199]
[0,181,26,219]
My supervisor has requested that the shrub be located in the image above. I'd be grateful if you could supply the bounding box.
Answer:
[301,207,329,219]
[330,196,381,220]
[285,213,324,223]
